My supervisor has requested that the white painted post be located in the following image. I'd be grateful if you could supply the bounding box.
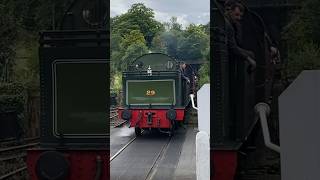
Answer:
[192,84,210,180]
[196,131,210,180]
[197,84,210,135]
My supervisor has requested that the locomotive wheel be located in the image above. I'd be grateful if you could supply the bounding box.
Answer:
[135,127,142,136]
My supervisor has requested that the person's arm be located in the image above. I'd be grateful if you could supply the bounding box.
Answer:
[182,74,190,83]
[226,21,254,59]
[226,20,256,70]
[179,69,190,83]
[265,32,281,63]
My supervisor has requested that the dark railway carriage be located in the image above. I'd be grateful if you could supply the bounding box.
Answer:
[27,0,109,179]
[211,0,295,179]
[118,53,192,136]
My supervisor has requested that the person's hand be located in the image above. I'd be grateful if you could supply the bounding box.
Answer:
[186,77,190,84]
[270,46,278,57]
[247,50,255,59]
[270,46,281,64]
[247,57,256,73]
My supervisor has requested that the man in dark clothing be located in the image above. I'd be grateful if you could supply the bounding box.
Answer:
[224,0,257,139]
[179,62,190,83]
[224,1,256,72]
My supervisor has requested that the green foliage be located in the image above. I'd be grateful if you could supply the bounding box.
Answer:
[160,31,181,58]
[111,3,164,47]
[112,30,148,71]
[111,72,122,92]
[110,33,124,73]
[177,24,209,61]
[0,83,26,135]
[156,22,209,60]
[164,17,182,32]
[120,30,146,50]
[111,33,123,52]
[283,0,320,79]
[150,18,183,54]
[0,0,71,85]
[285,42,320,78]
[0,83,25,113]
[0,3,18,82]
[12,34,39,91]
[290,0,320,44]
[198,62,210,86]
[121,42,149,70]
[151,34,166,53]
[198,47,210,86]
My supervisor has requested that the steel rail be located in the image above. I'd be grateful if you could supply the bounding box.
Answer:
[0,153,26,162]
[144,136,172,180]
[0,143,39,153]
[110,137,136,162]
[0,166,27,180]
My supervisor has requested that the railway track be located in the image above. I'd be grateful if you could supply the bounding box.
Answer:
[0,137,39,180]
[110,107,127,128]
[144,136,172,180]
[110,137,137,162]
[0,137,39,148]
[110,130,179,180]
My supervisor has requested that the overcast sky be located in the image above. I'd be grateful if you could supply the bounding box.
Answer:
[110,0,210,28]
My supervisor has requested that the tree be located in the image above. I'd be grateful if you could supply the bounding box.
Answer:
[110,33,124,73]
[120,30,146,50]
[157,17,184,57]
[284,42,320,78]
[151,34,166,53]
[0,3,18,82]
[111,30,148,71]
[198,47,210,86]
[111,3,164,47]
[121,43,148,70]
[177,24,209,61]
[160,31,181,58]
[164,17,182,32]
[283,0,320,79]
[0,0,72,84]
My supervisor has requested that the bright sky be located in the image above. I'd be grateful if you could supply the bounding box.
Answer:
[110,0,210,28]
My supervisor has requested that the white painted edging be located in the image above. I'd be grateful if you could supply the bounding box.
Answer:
[193,84,210,180]
[196,131,210,180]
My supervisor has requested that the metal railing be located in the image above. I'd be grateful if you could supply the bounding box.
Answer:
[255,102,280,153]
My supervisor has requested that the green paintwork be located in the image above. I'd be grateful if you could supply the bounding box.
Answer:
[55,62,108,135]
[122,53,190,109]
[126,80,175,105]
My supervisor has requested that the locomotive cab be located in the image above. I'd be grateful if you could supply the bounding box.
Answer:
[118,53,192,136]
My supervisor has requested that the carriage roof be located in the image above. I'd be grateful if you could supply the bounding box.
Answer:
[128,53,178,71]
